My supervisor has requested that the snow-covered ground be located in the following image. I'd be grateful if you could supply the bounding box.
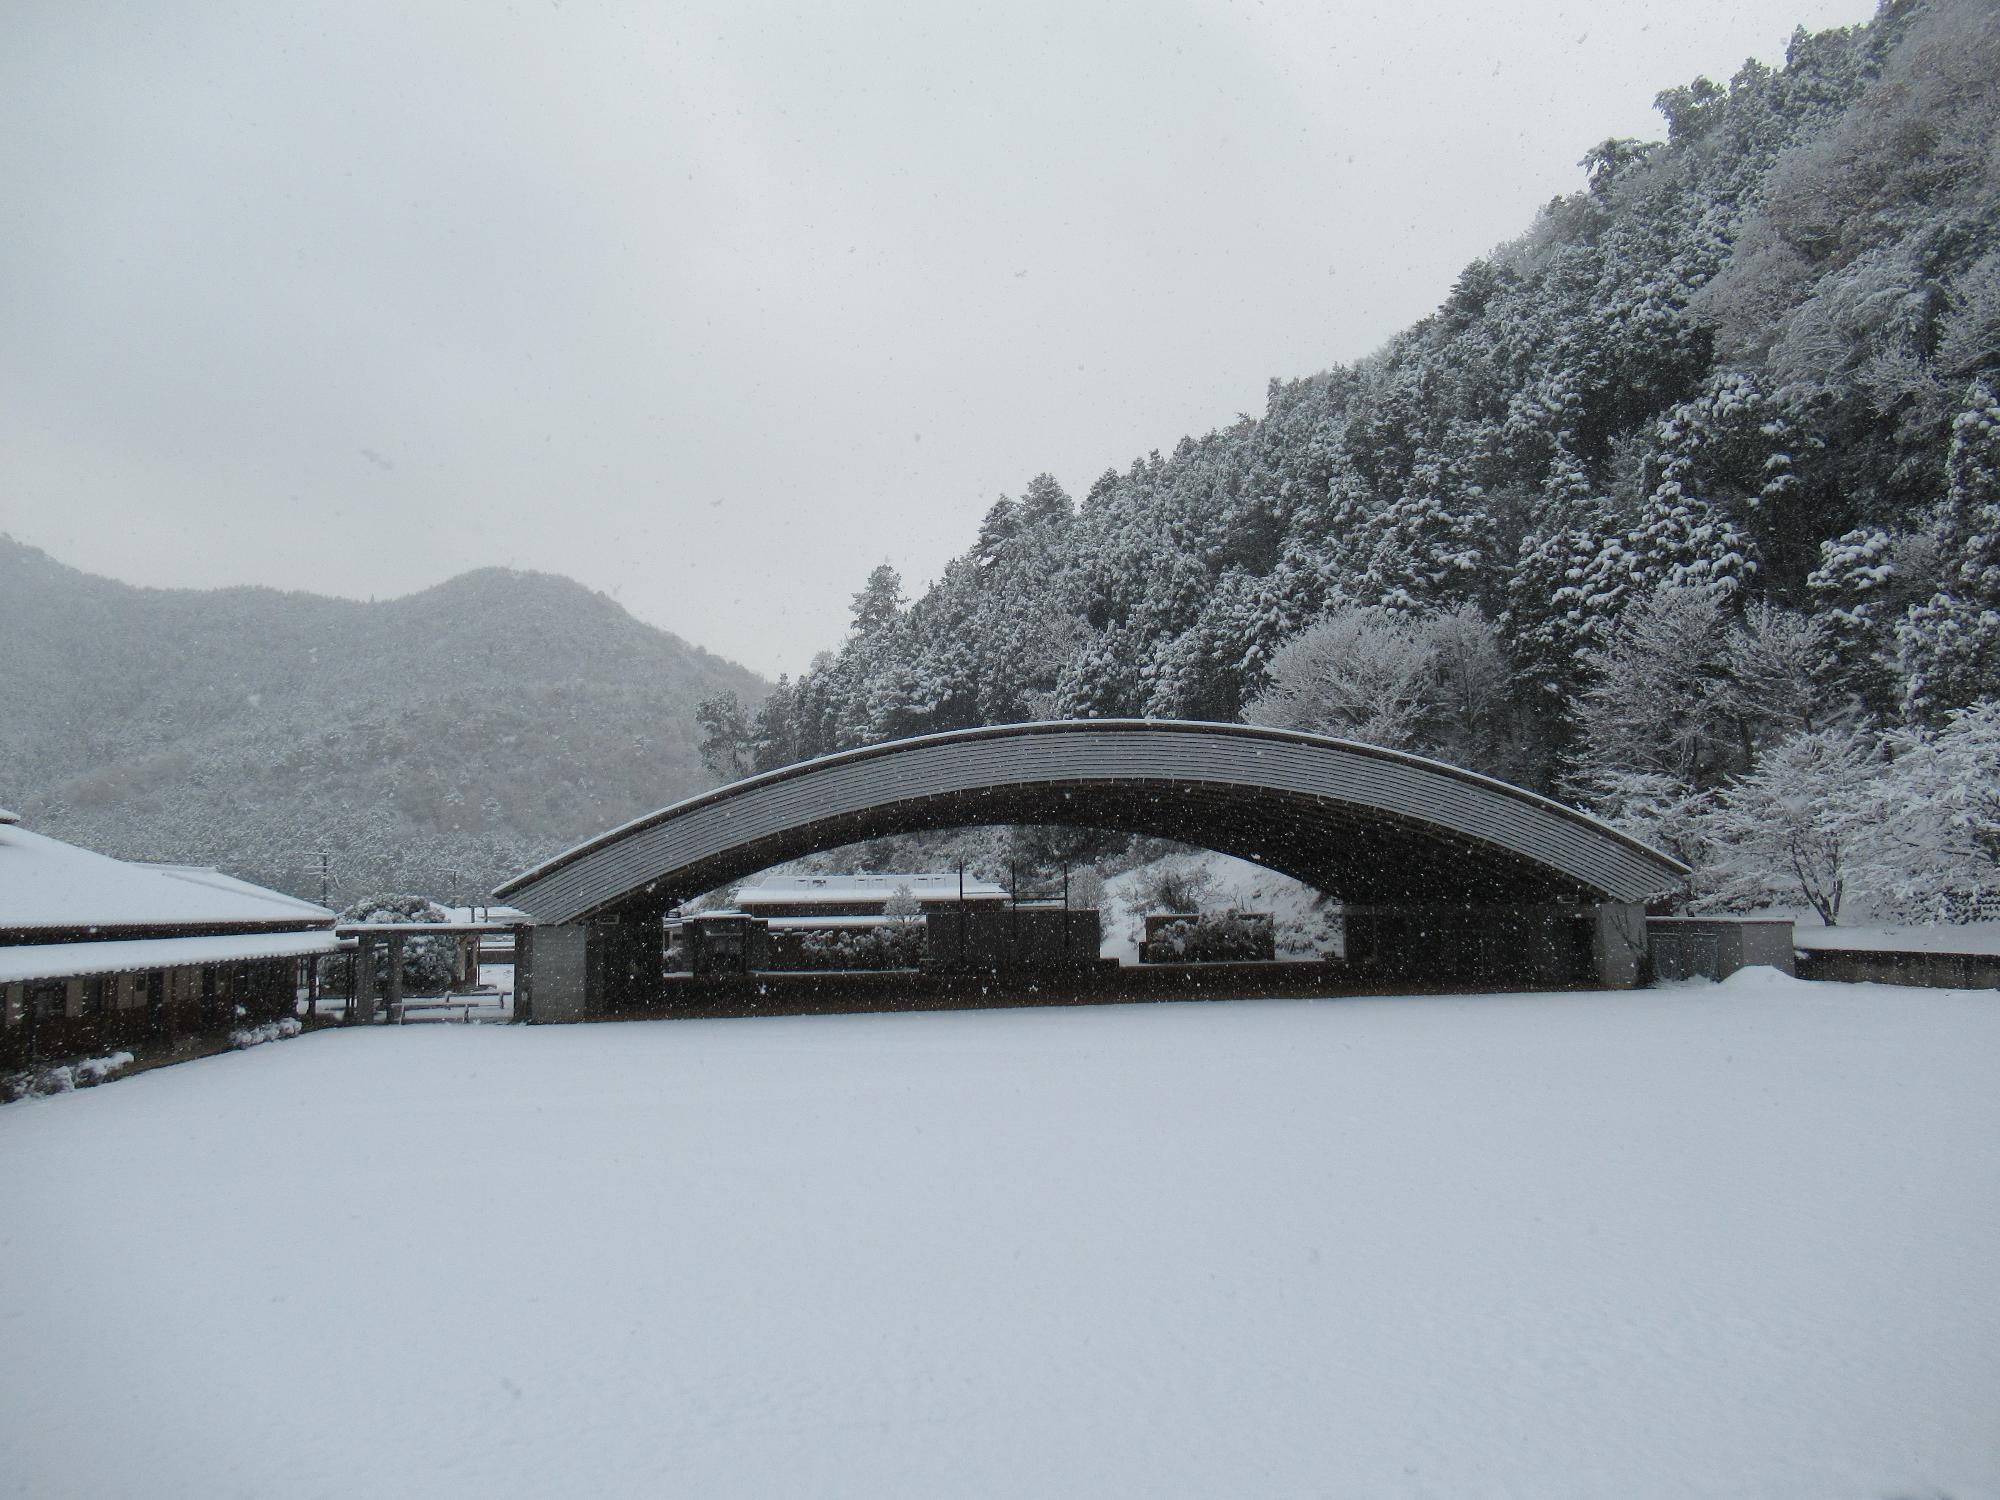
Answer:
[1792,919,2000,955]
[3,972,1997,1499]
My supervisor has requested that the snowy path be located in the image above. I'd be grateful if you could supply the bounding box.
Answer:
[2,974,1997,1499]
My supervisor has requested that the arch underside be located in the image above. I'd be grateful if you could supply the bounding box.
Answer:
[497,724,1686,925]
[590,782,1606,915]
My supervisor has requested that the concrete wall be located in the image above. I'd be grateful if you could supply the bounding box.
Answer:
[1794,947,2000,989]
[1339,905,1591,988]
[927,906,1101,970]
[526,923,592,1023]
[1739,922,1798,973]
[1590,904,1649,989]
[1647,918,1796,980]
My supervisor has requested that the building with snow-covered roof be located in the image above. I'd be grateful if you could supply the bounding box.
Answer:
[0,810,341,1067]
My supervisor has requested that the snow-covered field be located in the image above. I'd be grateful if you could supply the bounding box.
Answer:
[3,973,1997,1499]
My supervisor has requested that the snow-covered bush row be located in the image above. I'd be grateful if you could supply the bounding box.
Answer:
[1,1051,134,1103]
[795,923,926,971]
[230,1018,304,1050]
[1147,911,1277,964]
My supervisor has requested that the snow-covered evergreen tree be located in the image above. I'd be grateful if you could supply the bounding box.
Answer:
[1567,584,1740,795]
[1898,384,2000,719]
[1722,601,1839,757]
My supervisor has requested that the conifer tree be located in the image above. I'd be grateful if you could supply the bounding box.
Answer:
[1897,383,2000,718]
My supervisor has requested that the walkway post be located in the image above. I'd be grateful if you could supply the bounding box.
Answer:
[353,935,378,1024]
[511,923,534,1023]
[387,932,405,1023]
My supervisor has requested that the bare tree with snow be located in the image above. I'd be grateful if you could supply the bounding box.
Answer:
[1697,726,1885,926]
[1242,605,1438,751]
[1874,700,2000,920]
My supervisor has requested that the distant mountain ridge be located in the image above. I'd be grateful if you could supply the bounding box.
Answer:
[0,538,765,900]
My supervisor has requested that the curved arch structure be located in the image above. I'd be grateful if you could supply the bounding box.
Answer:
[495,721,1685,925]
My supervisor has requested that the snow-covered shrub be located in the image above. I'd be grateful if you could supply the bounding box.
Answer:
[1149,911,1276,963]
[1067,868,1106,913]
[1,1052,133,1104]
[797,923,926,970]
[1126,860,1215,919]
[230,1018,303,1050]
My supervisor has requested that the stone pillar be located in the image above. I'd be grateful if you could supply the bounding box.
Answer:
[1590,903,1649,989]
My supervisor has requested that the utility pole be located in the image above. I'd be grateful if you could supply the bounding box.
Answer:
[1009,860,1019,954]
[1063,861,1072,958]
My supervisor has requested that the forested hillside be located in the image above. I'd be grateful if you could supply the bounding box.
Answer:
[0,539,763,900]
[700,0,1999,919]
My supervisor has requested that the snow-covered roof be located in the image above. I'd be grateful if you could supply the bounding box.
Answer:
[0,928,348,986]
[0,821,334,933]
[762,913,926,931]
[441,904,533,926]
[0,808,19,826]
[136,864,334,912]
[736,872,1007,907]
[335,920,513,936]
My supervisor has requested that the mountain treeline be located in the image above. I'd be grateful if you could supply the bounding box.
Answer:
[707,0,1999,811]
[0,542,765,901]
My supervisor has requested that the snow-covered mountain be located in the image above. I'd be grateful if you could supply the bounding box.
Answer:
[0,538,765,900]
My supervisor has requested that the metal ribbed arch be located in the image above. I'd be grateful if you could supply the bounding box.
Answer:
[494,721,1687,923]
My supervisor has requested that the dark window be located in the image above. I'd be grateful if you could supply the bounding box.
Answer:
[28,980,66,1020]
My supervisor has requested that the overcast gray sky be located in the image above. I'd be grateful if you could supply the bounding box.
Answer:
[3,0,1877,678]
